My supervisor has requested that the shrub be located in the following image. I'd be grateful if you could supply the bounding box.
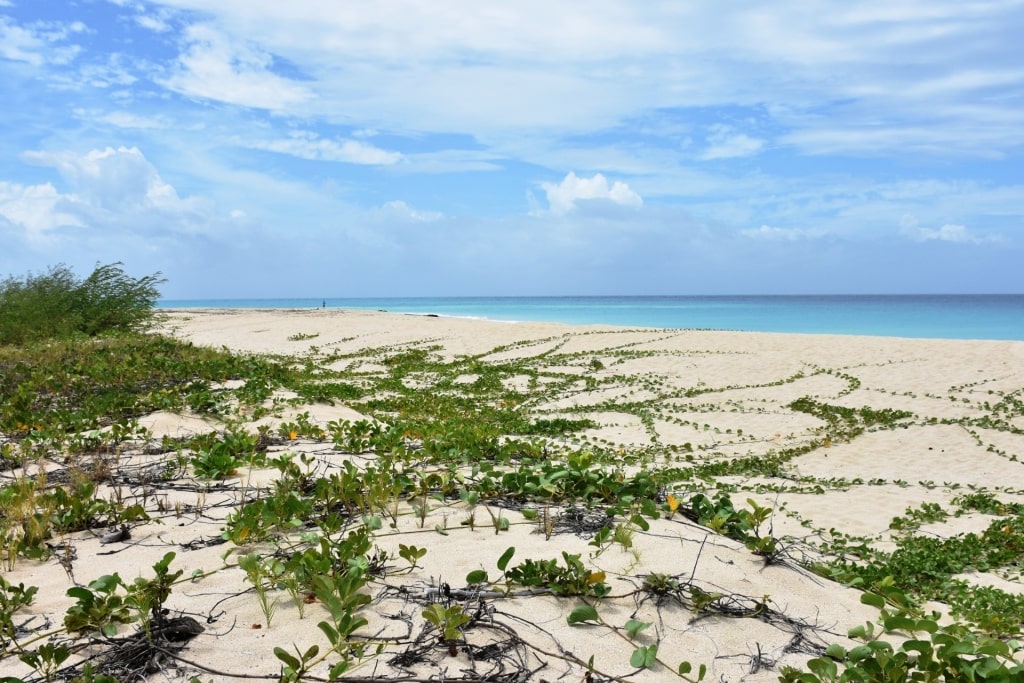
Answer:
[0,262,164,345]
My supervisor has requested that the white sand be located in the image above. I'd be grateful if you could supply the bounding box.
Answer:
[2,309,1023,682]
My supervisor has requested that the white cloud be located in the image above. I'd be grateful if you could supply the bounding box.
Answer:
[0,181,84,237]
[0,16,81,66]
[76,54,139,88]
[86,110,170,129]
[135,12,172,33]
[700,124,765,160]
[540,172,643,215]
[160,24,313,111]
[20,146,187,212]
[378,200,442,223]
[397,149,502,174]
[0,17,42,65]
[740,224,824,240]
[245,132,402,165]
[73,2,1020,159]
[899,215,1001,244]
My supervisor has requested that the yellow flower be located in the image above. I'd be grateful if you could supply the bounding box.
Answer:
[288,430,299,440]
[667,494,679,514]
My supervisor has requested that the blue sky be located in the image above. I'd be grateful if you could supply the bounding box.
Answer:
[1,0,1022,297]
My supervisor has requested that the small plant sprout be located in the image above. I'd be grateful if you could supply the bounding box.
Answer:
[238,553,283,628]
[422,603,471,655]
[483,504,509,534]
[398,543,427,569]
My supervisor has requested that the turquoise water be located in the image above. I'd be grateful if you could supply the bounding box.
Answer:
[157,295,1024,341]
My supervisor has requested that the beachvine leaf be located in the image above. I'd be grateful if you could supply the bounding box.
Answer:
[630,644,657,669]
[677,660,707,680]
[624,619,651,639]
[567,604,600,625]
[497,546,515,572]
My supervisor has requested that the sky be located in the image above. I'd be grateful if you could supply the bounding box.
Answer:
[1,1,1022,298]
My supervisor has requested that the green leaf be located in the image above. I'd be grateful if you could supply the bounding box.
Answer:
[567,604,600,625]
[66,586,93,601]
[848,623,871,639]
[631,647,644,668]
[631,645,657,669]
[497,546,515,572]
[860,592,885,608]
[274,647,300,671]
[825,644,847,660]
[329,660,350,678]
[624,619,651,639]
[883,614,917,632]
[466,569,488,585]
[847,645,874,662]
[317,620,340,646]
[90,574,122,593]
[902,639,933,656]
[946,640,976,656]
[807,657,838,680]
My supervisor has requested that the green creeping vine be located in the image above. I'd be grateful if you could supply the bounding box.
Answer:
[5,262,1024,681]
[781,588,1024,683]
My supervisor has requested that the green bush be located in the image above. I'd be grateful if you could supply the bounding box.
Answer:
[0,262,164,345]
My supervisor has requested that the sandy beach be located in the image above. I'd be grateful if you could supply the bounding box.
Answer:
[3,308,1024,682]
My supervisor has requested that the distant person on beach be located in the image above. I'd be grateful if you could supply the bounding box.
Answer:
[322,300,326,309]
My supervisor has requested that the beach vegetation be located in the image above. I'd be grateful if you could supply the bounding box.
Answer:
[0,262,164,345]
[780,589,1024,683]
[4,276,1024,682]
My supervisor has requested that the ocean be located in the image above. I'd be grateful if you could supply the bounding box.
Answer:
[156,295,1024,341]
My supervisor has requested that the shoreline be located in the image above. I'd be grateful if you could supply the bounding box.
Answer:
[159,306,1024,345]
[154,293,1024,342]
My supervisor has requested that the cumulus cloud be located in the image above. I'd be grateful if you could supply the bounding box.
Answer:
[0,181,84,238]
[160,24,313,110]
[540,172,642,215]
[4,146,225,250]
[20,146,186,212]
[246,132,402,165]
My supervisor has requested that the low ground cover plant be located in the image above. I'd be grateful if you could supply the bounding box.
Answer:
[3,263,1024,682]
